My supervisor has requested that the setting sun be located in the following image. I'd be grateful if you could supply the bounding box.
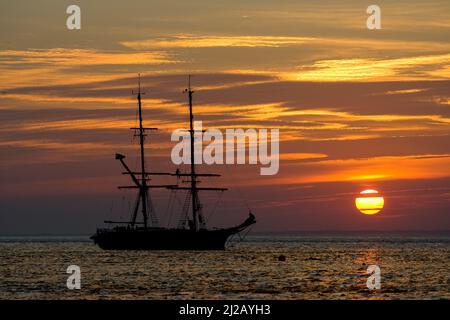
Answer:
[355,189,385,215]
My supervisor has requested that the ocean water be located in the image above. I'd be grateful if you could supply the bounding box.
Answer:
[0,233,449,300]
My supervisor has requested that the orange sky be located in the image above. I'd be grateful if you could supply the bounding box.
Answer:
[0,0,449,233]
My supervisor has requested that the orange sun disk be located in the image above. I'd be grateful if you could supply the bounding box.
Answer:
[355,189,384,215]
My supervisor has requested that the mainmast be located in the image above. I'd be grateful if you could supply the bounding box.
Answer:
[187,76,200,231]
[177,76,227,231]
[136,75,150,228]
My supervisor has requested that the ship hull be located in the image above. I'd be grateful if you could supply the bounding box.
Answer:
[91,228,236,250]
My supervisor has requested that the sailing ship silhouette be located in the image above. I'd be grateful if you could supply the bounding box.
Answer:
[91,76,256,250]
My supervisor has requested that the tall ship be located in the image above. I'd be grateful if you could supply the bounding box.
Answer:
[91,76,256,250]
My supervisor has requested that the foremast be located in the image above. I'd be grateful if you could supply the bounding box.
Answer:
[113,75,175,229]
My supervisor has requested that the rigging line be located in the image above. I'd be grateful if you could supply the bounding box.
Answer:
[223,162,251,211]
[225,233,236,248]
[227,224,253,249]
[120,195,126,218]
[179,190,191,228]
[173,190,188,228]
[205,190,224,223]
[173,189,184,207]
[169,193,177,228]
[166,190,175,227]
[146,189,158,226]
[240,224,253,241]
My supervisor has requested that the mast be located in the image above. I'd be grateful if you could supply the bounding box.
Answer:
[114,75,180,228]
[187,75,200,231]
[164,76,227,231]
[136,74,149,228]
[121,75,159,228]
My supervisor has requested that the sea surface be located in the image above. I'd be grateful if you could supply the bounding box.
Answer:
[0,233,449,299]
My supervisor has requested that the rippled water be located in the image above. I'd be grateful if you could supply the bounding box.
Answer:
[0,233,449,299]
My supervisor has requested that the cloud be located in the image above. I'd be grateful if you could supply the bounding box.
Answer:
[384,88,430,95]
[121,35,316,48]
[287,54,450,81]
[280,153,328,161]
[120,34,450,52]
[269,154,450,185]
[1,73,449,192]
[0,49,178,89]
[0,49,176,66]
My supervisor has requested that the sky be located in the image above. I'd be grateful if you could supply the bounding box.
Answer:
[0,0,449,234]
